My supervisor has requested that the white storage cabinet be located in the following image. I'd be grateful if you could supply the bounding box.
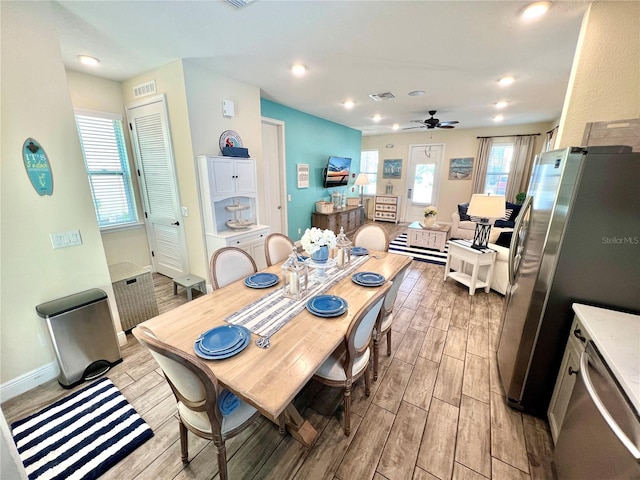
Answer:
[373,195,401,223]
[196,155,270,272]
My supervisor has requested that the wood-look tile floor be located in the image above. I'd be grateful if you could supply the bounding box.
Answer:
[2,222,557,480]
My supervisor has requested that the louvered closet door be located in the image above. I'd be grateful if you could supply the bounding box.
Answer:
[126,94,188,278]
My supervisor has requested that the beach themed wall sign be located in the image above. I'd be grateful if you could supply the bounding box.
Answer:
[448,157,473,180]
[22,138,53,195]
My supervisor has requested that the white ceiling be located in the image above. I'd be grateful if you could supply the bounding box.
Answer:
[51,0,590,136]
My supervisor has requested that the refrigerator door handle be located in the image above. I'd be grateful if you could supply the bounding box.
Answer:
[508,195,533,285]
[580,343,640,460]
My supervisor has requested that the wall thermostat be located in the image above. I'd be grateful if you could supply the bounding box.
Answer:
[222,100,235,117]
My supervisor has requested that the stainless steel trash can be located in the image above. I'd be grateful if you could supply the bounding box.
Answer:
[36,288,122,389]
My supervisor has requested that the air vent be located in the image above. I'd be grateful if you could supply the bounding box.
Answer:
[133,80,157,98]
[225,0,255,9]
[369,92,396,102]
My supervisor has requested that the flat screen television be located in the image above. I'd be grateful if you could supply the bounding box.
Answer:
[323,156,352,188]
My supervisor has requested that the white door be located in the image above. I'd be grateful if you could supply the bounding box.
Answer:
[126,94,188,278]
[261,119,286,233]
[405,144,444,222]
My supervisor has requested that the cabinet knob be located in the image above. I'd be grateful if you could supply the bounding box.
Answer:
[573,328,586,343]
[568,366,579,376]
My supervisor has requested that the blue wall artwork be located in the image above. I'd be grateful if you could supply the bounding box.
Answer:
[22,138,53,196]
[383,159,402,179]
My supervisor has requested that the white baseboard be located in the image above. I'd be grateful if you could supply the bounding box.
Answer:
[1,333,128,403]
[0,362,59,403]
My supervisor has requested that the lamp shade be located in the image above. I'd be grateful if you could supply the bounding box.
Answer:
[467,194,505,219]
[355,173,370,186]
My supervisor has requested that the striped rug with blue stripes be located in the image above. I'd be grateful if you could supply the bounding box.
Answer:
[11,377,153,480]
[388,233,448,266]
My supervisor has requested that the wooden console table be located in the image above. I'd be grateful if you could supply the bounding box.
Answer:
[311,205,363,235]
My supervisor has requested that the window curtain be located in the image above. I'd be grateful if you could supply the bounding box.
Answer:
[506,134,537,202]
[543,126,558,152]
[471,137,492,194]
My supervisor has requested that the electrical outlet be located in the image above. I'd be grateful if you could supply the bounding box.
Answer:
[288,195,292,201]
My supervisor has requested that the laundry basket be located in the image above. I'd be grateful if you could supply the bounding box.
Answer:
[36,289,122,389]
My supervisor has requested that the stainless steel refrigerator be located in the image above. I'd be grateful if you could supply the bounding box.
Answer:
[496,145,640,417]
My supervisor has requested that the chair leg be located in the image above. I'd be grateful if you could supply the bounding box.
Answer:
[373,336,380,381]
[179,420,189,463]
[343,385,352,436]
[386,329,392,356]
[215,441,228,480]
[365,364,371,397]
[278,413,286,435]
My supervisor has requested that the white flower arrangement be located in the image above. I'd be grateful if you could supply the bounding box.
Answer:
[424,206,438,217]
[300,227,337,254]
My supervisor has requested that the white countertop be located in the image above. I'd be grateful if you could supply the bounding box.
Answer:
[572,303,640,413]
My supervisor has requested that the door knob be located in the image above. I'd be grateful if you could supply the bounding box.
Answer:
[171,221,180,226]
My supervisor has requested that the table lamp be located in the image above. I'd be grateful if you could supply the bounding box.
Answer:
[467,193,505,249]
[355,173,369,206]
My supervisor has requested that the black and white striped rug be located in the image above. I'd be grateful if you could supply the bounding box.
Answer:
[11,377,153,480]
[388,233,448,266]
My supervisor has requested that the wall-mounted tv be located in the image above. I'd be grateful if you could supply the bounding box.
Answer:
[323,156,352,188]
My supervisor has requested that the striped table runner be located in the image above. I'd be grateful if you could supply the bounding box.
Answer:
[225,255,370,337]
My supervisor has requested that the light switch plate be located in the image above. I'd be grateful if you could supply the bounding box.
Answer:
[50,230,82,249]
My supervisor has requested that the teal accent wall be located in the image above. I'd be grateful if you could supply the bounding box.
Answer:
[261,99,362,241]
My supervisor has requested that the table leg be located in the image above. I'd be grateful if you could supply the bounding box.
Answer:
[283,403,318,448]
[186,287,193,301]
[173,282,178,296]
[443,252,452,282]
[469,259,479,296]
[485,257,495,293]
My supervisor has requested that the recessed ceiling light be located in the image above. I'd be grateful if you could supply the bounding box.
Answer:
[498,76,515,87]
[495,101,509,109]
[392,124,400,130]
[343,100,355,109]
[408,90,425,96]
[521,1,551,20]
[372,115,382,122]
[291,64,307,76]
[78,55,100,66]
[494,115,504,122]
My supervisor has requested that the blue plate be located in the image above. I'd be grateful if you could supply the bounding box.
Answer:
[306,305,348,318]
[307,295,348,314]
[352,271,386,286]
[194,333,251,360]
[351,246,368,256]
[197,328,248,354]
[197,325,249,353]
[245,272,279,288]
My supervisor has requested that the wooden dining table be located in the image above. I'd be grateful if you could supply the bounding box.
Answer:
[138,251,412,447]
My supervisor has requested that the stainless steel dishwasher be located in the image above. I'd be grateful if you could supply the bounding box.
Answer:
[554,341,640,479]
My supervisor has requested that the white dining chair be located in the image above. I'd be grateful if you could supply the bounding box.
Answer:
[372,262,410,381]
[352,223,390,252]
[312,282,390,435]
[210,247,257,290]
[264,233,295,266]
[132,325,260,480]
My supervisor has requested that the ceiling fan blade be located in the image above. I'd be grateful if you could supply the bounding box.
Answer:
[402,126,426,130]
[410,120,425,124]
[439,121,459,126]
[437,125,455,129]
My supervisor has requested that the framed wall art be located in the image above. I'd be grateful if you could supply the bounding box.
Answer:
[382,159,402,179]
[297,163,309,188]
[448,157,473,180]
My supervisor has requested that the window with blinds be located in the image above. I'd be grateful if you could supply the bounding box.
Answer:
[75,110,138,228]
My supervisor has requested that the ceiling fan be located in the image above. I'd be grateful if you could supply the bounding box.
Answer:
[404,110,459,130]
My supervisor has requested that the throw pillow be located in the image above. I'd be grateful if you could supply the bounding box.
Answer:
[458,203,471,221]
[507,202,522,220]
[500,208,514,221]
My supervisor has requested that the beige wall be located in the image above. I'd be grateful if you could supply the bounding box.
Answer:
[65,71,152,267]
[362,122,552,224]
[556,2,640,147]
[1,2,123,387]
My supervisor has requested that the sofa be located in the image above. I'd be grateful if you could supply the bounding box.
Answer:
[450,201,522,241]
[449,201,520,295]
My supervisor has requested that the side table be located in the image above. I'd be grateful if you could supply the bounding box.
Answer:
[444,240,496,295]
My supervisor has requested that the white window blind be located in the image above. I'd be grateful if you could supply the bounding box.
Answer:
[360,150,378,195]
[75,110,137,228]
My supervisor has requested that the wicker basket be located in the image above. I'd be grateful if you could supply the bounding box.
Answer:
[347,197,360,206]
[108,262,158,331]
[315,201,333,214]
